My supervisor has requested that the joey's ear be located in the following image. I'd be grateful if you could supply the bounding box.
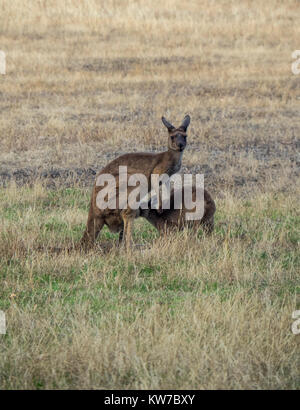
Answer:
[162,116,175,132]
[180,115,190,132]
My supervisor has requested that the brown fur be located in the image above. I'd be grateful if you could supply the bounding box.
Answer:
[140,186,216,235]
[80,115,190,250]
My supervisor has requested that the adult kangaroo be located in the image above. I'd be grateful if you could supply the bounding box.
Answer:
[80,115,190,250]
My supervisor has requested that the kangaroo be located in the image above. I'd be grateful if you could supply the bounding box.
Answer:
[139,185,216,235]
[80,115,190,250]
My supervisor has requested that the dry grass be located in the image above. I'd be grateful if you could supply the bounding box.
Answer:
[0,0,299,389]
[0,184,299,389]
[0,0,299,168]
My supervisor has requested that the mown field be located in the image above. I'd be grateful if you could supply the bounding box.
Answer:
[0,0,299,389]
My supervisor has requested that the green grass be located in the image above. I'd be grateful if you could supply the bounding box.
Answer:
[0,185,299,389]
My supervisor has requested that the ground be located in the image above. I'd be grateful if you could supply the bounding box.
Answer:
[0,0,299,389]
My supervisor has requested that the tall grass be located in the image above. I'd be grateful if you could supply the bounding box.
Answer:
[0,185,299,389]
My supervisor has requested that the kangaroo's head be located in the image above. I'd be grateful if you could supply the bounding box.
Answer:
[162,115,190,152]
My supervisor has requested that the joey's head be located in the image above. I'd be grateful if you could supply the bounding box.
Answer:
[162,115,190,152]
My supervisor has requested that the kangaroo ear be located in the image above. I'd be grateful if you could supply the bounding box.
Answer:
[180,115,190,132]
[162,116,175,132]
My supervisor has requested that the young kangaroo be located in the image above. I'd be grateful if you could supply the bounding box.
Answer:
[80,115,191,250]
[140,185,216,235]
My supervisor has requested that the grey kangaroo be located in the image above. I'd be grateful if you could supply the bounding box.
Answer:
[140,185,216,235]
[80,115,191,250]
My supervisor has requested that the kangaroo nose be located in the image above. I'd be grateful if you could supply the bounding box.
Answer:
[179,143,184,150]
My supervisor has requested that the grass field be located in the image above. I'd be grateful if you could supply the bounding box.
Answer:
[0,0,299,389]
